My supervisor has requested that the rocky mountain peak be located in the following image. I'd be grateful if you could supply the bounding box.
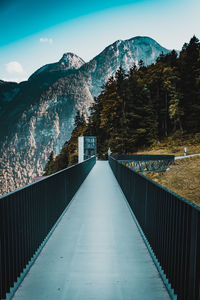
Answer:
[59,52,85,70]
[29,53,85,80]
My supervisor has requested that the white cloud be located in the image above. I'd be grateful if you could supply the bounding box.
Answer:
[40,37,53,44]
[6,61,25,74]
[2,77,28,83]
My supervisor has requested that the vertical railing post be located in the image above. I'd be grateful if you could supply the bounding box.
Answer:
[144,180,148,231]
[187,209,200,299]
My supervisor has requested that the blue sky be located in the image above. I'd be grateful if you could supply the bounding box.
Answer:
[0,0,200,82]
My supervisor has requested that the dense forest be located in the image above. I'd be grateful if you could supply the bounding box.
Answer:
[44,36,200,175]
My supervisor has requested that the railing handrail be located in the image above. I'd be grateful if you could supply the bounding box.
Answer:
[112,154,175,161]
[0,155,97,200]
[110,155,200,212]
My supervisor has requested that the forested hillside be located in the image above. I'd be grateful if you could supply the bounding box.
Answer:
[44,36,200,175]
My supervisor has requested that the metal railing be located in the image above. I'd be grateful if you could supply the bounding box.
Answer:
[109,155,200,300]
[113,154,175,173]
[112,154,175,161]
[0,156,96,299]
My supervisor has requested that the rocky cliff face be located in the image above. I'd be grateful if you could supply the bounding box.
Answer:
[0,36,170,196]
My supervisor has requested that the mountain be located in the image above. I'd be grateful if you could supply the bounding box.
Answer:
[29,53,85,80]
[78,36,170,97]
[0,80,20,116]
[0,36,171,196]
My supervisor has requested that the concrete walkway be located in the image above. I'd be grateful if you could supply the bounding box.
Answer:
[13,161,170,300]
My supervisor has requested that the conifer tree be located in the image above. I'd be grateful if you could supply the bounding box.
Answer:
[74,110,85,127]
[179,36,200,131]
[44,151,54,175]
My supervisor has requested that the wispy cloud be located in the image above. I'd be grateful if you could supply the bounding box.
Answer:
[40,37,53,44]
[5,61,26,74]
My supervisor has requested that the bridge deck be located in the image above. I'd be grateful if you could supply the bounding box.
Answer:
[13,161,170,300]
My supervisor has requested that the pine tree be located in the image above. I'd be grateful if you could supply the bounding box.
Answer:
[44,151,54,175]
[115,66,128,153]
[74,110,85,127]
[162,67,183,131]
[139,59,144,68]
[179,36,200,131]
